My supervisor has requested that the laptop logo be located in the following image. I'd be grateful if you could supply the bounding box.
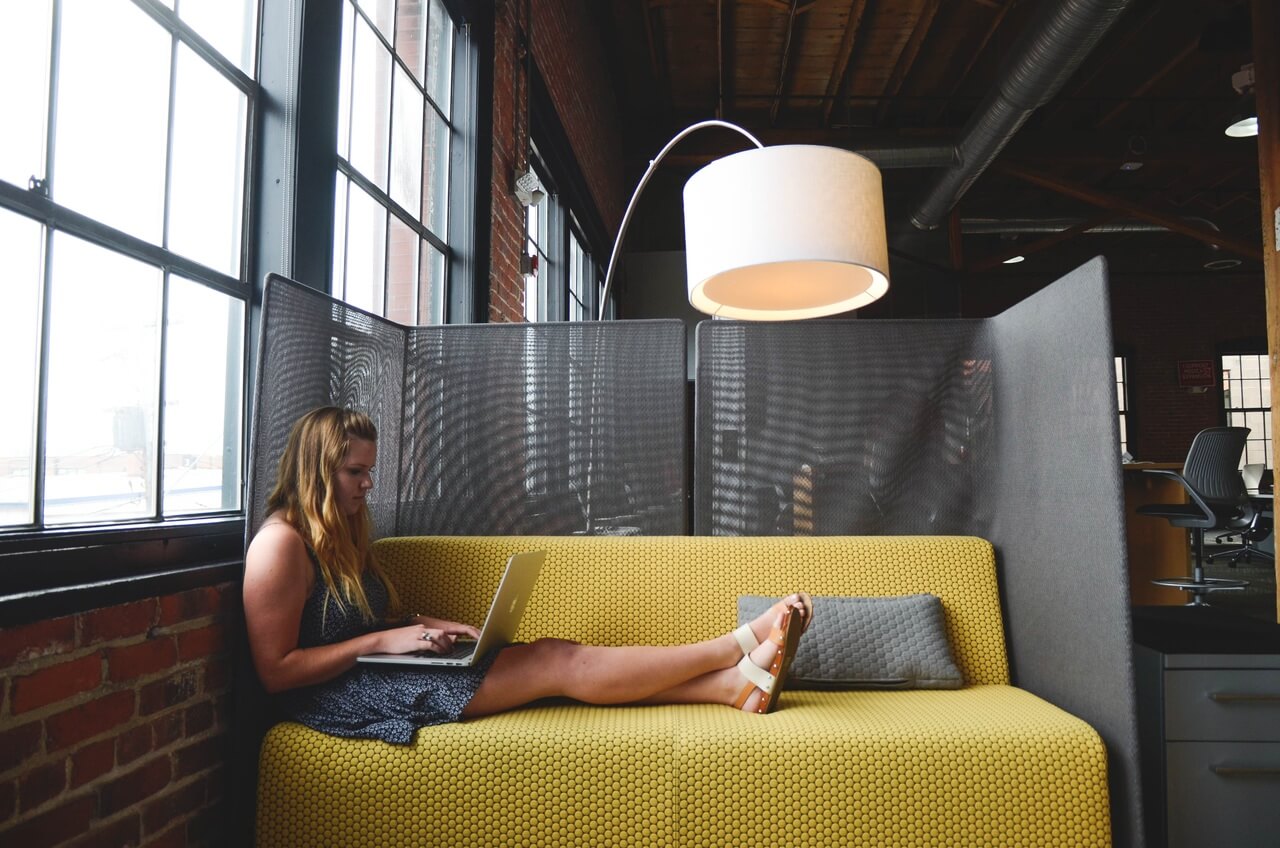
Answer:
[508,595,521,615]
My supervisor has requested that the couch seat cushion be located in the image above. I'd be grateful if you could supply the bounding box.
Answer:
[257,685,1110,848]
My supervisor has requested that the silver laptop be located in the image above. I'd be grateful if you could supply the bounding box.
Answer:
[357,550,545,668]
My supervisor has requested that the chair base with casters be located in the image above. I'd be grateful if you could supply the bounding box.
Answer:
[1205,507,1274,568]
[1135,427,1253,608]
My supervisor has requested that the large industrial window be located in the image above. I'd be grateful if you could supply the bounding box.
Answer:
[332,0,454,325]
[1221,352,1272,467]
[1115,356,1130,457]
[1,0,257,532]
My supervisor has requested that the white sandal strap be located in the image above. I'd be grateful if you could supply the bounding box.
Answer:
[732,624,760,657]
[737,654,775,694]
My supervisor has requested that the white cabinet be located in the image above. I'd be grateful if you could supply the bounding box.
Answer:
[1137,648,1280,848]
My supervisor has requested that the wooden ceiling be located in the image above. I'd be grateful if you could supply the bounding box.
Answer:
[598,0,1264,280]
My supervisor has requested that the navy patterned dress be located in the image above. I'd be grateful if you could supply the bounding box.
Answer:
[278,554,499,744]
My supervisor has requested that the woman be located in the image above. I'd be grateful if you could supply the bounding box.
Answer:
[243,406,811,744]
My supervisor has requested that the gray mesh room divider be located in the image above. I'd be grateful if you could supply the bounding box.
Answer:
[247,275,687,543]
[695,258,1142,848]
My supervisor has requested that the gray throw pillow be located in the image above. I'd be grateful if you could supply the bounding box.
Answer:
[736,594,963,690]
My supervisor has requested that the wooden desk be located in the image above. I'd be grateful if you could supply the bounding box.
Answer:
[1124,463,1193,606]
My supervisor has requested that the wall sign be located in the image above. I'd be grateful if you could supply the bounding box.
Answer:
[1177,360,1216,388]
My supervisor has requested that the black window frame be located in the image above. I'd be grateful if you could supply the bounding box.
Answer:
[0,0,491,628]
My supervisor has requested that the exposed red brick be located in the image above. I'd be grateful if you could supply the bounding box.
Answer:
[96,756,171,817]
[19,759,67,813]
[176,624,225,662]
[157,587,222,627]
[106,636,177,683]
[151,711,184,750]
[139,670,198,716]
[116,723,153,767]
[202,656,231,692]
[141,823,186,848]
[0,616,76,666]
[142,776,206,834]
[65,810,140,848]
[2,793,94,846]
[0,779,15,823]
[174,735,224,779]
[184,700,214,735]
[11,653,103,713]
[45,690,136,752]
[70,738,116,789]
[81,600,157,645]
[0,720,44,774]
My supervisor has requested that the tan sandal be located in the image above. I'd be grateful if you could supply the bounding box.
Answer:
[731,592,813,658]
[732,606,805,714]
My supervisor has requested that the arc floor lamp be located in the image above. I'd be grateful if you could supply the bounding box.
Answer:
[597,120,891,321]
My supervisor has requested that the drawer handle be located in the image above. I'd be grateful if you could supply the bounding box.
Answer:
[1207,692,1280,703]
[1210,766,1280,778]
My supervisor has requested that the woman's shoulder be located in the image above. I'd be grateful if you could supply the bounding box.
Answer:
[246,515,311,574]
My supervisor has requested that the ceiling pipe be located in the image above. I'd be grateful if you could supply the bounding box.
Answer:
[910,0,1136,230]
[961,216,1223,237]
[857,145,960,169]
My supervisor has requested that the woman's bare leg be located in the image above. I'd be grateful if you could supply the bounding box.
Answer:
[461,597,805,719]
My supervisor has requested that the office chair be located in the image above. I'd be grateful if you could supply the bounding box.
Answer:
[1206,463,1274,567]
[1136,427,1251,606]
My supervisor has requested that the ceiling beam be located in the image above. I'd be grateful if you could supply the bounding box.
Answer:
[821,0,871,127]
[927,0,1019,125]
[875,0,945,127]
[997,162,1262,260]
[769,0,803,126]
[967,213,1118,273]
[1094,39,1199,128]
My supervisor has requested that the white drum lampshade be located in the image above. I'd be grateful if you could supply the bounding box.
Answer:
[683,145,890,320]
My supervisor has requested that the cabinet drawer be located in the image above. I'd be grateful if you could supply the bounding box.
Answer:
[1166,742,1280,848]
[1165,669,1280,741]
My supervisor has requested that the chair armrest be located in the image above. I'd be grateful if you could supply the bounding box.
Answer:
[1140,469,1215,520]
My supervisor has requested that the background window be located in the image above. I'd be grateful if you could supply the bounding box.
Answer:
[333,0,453,325]
[1115,356,1129,457]
[1221,352,1271,467]
[0,0,256,532]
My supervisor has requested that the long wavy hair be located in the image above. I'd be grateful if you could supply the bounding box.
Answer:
[264,406,401,622]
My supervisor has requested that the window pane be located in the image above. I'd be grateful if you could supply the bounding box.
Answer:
[386,216,419,324]
[423,108,449,236]
[349,12,392,190]
[344,185,386,314]
[45,234,162,524]
[169,44,248,276]
[420,241,445,325]
[0,210,44,527]
[1263,378,1271,409]
[336,0,355,159]
[356,0,394,43]
[1246,411,1265,436]
[163,276,243,515]
[395,0,428,85]
[390,64,424,217]
[333,174,350,296]
[1242,355,1261,379]
[426,0,451,117]
[177,0,259,74]
[0,0,52,188]
[54,0,170,244]
[1243,379,1261,409]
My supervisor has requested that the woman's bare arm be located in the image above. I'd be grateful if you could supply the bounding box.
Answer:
[242,523,430,693]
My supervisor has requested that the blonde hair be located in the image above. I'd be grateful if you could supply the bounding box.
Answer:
[265,406,401,622]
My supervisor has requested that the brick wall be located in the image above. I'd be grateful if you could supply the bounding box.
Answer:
[1112,272,1267,461]
[0,585,237,847]
[488,0,627,323]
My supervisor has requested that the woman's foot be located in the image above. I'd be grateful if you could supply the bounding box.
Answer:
[733,592,812,659]
[717,604,807,713]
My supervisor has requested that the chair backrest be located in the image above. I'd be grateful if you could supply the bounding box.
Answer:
[1182,427,1249,505]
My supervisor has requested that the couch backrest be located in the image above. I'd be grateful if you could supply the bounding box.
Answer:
[373,535,1009,685]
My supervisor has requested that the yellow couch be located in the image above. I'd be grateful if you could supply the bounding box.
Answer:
[256,536,1111,847]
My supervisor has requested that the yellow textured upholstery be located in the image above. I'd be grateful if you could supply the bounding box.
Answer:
[256,536,1111,847]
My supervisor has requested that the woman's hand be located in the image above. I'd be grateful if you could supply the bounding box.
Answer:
[387,616,482,654]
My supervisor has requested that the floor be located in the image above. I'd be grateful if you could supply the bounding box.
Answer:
[1199,539,1278,622]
